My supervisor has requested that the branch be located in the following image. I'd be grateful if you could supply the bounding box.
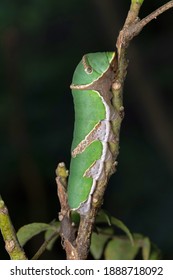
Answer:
[0,196,27,259]
[115,0,173,128]
[138,1,173,31]
[56,163,78,259]
[117,1,173,51]
[31,231,58,260]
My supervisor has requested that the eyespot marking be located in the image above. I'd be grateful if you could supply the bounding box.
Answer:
[82,55,93,74]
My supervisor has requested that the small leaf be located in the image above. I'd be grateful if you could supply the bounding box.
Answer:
[96,210,134,245]
[110,216,134,245]
[44,222,60,251]
[104,237,140,260]
[90,227,113,259]
[149,243,161,260]
[96,210,112,226]
[141,237,151,260]
[17,223,53,247]
[132,234,160,260]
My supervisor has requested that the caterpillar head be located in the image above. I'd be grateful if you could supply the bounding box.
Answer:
[71,52,115,88]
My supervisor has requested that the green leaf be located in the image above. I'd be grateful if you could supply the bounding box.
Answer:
[44,222,60,251]
[141,237,151,260]
[130,234,160,260]
[129,233,151,259]
[96,210,134,245]
[17,223,54,247]
[149,243,161,260]
[104,236,140,260]
[95,210,111,226]
[90,227,113,259]
[110,217,134,246]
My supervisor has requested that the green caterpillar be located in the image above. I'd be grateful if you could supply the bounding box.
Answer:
[67,52,116,214]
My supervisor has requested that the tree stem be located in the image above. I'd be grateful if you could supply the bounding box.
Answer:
[0,196,27,260]
[139,1,173,30]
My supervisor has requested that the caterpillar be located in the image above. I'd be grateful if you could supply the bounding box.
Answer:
[67,52,116,215]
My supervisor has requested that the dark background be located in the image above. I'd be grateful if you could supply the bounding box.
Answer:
[0,0,173,259]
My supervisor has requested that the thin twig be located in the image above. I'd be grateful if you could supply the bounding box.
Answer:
[31,231,59,260]
[55,163,78,259]
[138,1,173,31]
[0,196,27,259]
[117,0,173,51]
